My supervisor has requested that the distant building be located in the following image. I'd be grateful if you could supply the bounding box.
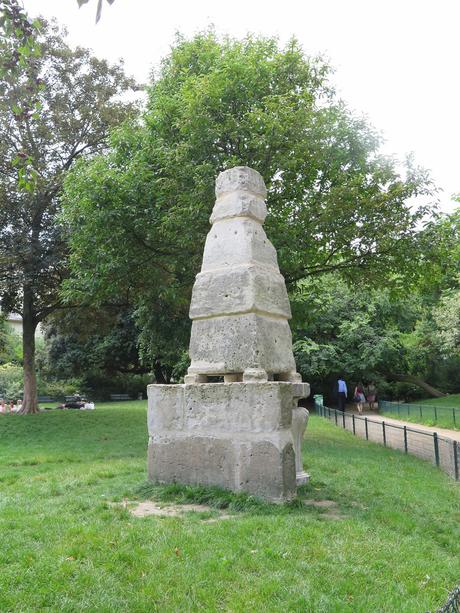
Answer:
[5,312,23,335]
[1,310,43,338]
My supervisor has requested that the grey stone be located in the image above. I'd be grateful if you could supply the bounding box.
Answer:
[147,381,303,501]
[189,264,291,320]
[147,166,311,501]
[188,313,296,377]
[215,166,267,199]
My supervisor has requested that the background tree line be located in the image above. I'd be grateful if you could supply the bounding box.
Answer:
[1,1,458,409]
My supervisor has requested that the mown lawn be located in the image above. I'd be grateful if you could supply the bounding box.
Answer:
[1,400,459,612]
[381,394,460,429]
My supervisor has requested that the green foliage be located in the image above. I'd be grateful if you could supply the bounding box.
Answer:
[37,377,83,400]
[292,275,415,392]
[41,307,153,396]
[0,15,138,318]
[433,287,460,356]
[0,0,43,191]
[0,318,22,364]
[291,264,460,399]
[63,31,434,370]
[0,7,138,410]
[0,362,23,399]
[417,208,460,296]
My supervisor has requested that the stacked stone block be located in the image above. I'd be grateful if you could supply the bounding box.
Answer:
[147,167,309,501]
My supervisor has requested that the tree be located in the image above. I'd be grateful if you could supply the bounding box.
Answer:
[433,288,460,357]
[291,275,450,399]
[76,0,115,24]
[0,5,137,413]
[417,207,460,297]
[62,32,434,374]
[44,308,139,375]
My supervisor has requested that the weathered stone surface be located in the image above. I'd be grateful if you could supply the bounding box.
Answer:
[292,406,310,485]
[190,264,291,321]
[215,166,267,199]
[147,166,311,502]
[210,191,267,225]
[200,218,279,273]
[147,382,295,437]
[188,166,299,380]
[238,440,296,500]
[188,313,296,376]
[147,382,304,501]
[148,436,237,488]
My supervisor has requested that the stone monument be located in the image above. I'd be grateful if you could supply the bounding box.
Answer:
[147,166,310,501]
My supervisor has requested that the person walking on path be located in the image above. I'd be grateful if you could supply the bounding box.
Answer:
[366,381,377,410]
[354,383,366,415]
[337,377,348,412]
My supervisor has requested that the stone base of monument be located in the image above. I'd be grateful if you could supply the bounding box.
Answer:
[147,381,309,502]
[296,471,310,486]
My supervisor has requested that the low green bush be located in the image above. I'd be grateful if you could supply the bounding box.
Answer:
[0,363,23,399]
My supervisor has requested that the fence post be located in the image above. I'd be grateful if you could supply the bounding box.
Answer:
[453,408,456,428]
[342,410,346,428]
[334,409,338,425]
[382,421,386,447]
[454,441,459,481]
[419,404,422,419]
[433,433,440,467]
[434,406,438,422]
[365,417,369,440]
[352,413,356,435]
[403,426,408,453]
[397,403,400,417]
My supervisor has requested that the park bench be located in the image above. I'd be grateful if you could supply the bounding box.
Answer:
[64,395,80,403]
[38,396,56,403]
[110,393,132,401]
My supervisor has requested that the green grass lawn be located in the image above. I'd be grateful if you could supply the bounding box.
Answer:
[1,401,459,612]
[380,394,460,429]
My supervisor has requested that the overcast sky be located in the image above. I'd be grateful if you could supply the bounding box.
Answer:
[23,0,459,213]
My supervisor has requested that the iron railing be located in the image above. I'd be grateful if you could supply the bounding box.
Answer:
[431,584,460,613]
[314,399,459,482]
[379,400,460,428]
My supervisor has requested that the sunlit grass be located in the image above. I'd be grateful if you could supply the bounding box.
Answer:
[381,394,460,429]
[0,401,459,611]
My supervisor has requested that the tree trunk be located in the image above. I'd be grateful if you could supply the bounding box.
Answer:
[389,373,447,398]
[20,287,39,414]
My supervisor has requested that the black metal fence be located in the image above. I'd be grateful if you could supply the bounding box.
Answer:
[314,400,460,482]
[432,585,460,613]
[380,400,460,428]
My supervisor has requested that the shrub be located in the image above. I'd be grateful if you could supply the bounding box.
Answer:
[0,363,23,400]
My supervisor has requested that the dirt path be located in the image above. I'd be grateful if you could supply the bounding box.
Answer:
[321,407,460,480]
[365,413,460,443]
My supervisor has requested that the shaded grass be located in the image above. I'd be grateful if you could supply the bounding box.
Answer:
[0,401,459,612]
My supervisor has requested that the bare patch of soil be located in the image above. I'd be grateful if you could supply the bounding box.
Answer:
[116,500,234,521]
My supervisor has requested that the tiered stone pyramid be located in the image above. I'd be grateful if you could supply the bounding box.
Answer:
[186,166,300,383]
[147,166,309,501]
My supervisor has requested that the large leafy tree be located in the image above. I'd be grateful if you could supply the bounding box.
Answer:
[0,4,137,412]
[63,32,435,373]
[292,275,455,400]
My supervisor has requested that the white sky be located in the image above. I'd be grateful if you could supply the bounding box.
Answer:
[23,0,460,213]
